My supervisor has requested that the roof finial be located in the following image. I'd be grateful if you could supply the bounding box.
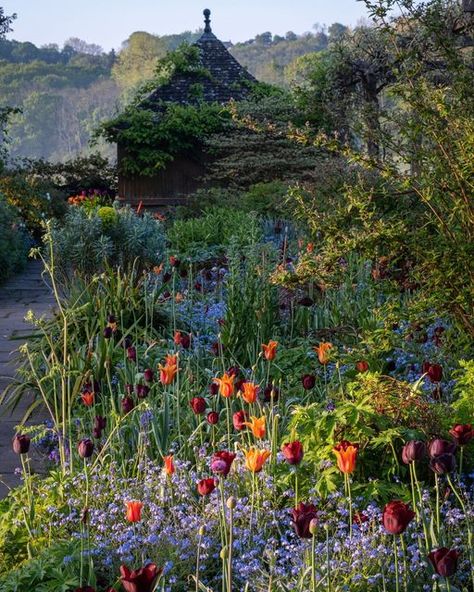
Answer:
[203,8,212,33]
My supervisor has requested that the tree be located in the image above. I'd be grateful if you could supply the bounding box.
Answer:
[63,37,104,56]
[328,23,348,40]
[0,6,15,38]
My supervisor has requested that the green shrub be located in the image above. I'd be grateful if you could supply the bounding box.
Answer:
[0,194,29,282]
[47,203,165,281]
[167,206,262,261]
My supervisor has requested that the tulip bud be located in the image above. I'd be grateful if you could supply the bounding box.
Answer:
[401,440,425,464]
[430,453,456,475]
[232,410,248,431]
[107,314,116,324]
[144,368,154,383]
[198,525,205,536]
[220,546,228,560]
[309,518,318,535]
[449,424,474,446]
[190,397,206,415]
[103,326,113,339]
[209,382,219,396]
[12,433,31,455]
[428,439,457,458]
[121,396,135,413]
[428,548,460,577]
[226,496,237,510]
[127,346,137,362]
[301,374,316,390]
[78,438,94,459]
[262,384,279,403]
[207,411,219,425]
[382,500,415,534]
[135,384,150,399]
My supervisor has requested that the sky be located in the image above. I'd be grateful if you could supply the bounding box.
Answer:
[2,0,370,51]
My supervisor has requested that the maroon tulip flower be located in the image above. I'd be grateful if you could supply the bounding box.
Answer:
[209,382,219,396]
[127,346,137,362]
[121,396,135,413]
[144,368,154,383]
[169,256,180,268]
[12,433,31,455]
[422,361,443,383]
[356,360,369,373]
[211,451,236,476]
[281,441,304,465]
[262,384,280,403]
[382,500,415,534]
[401,440,425,464]
[206,411,219,425]
[428,439,457,458]
[232,410,248,431]
[93,416,106,439]
[428,548,460,577]
[197,477,216,496]
[190,397,206,415]
[449,424,474,447]
[103,326,113,339]
[298,296,314,307]
[78,438,94,459]
[291,502,318,539]
[120,563,162,592]
[227,366,240,377]
[136,384,150,399]
[430,453,456,475]
[301,374,316,390]
[75,587,96,592]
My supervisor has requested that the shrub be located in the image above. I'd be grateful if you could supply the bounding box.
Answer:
[47,203,165,281]
[0,194,29,282]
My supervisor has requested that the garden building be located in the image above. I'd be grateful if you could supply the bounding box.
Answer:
[117,9,256,207]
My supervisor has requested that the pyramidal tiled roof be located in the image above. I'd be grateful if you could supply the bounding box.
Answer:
[142,9,256,110]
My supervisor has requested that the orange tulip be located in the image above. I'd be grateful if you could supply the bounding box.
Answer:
[159,363,178,385]
[214,372,235,398]
[243,415,266,439]
[314,342,333,365]
[165,353,178,367]
[153,263,163,275]
[125,500,143,523]
[163,454,175,476]
[81,391,94,406]
[306,242,314,253]
[244,448,271,473]
[241,382,259,404]
[333,440,359,474]
[262,340,278,361]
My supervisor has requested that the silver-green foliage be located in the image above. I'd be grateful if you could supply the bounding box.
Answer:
[48,203,165,279]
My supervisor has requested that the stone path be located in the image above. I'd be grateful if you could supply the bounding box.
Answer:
[0,260,55,498]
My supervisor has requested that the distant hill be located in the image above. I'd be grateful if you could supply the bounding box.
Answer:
[0,25,346,161]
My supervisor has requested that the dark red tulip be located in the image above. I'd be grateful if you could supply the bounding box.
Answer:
[449,424,474,446]
[121,396,135,413]
[210,451,236,476]
[144,368,154,383]
[122,336,132,349]
[125,383,134,395]
[428,439,457,458]
[120,563,162,592]
[206,411,219,425]
[75,587,96,592]
[291,502,318,538]
[103,326,113,339]
[422,361,442,382]
[194,281,202,291]
[232,410,248,431]
[93,416,106,439]
[197,478,216,496]
[227,366,240,377]
[107,314,116,324]
[262,384,279,403]
[78,438,94,459]
[209,382,219,396]
[180,334,191,349]
[190,397,206,415]
[281,441,304,465]
[430,453,456,474]
[382,500,415,534]
[401,440,425,464]
[235,378,245,392]
[127,346,137,362]
[12,434,31,455]
[428,548,460,577]
[301,374,316,390]
[162,272,172,283]
[136,384,150,399]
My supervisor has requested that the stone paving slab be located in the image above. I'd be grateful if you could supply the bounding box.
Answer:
[0,261,53,499]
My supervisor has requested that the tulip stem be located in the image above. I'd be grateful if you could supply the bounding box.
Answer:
[295,468,299,509]
[326,525,331,592]
[400,534,408,592]
[227,503,233,592]
[344,473,353,539]
[435,473,441,539]
[393,536,399,592]
[311,532,316,592]
[459,447,464,477]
